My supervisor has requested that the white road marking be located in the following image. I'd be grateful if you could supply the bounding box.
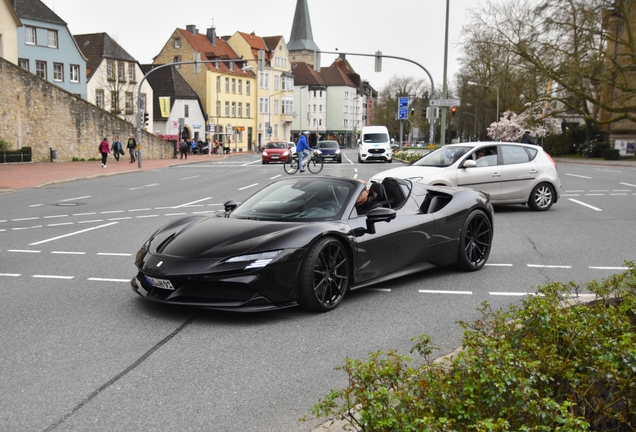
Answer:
[589,266,629,270]
[73,212,96,216]
[107,217,132,221]
[269,174,282,180]
[32,275,74,280]
[52,251,86,255]
[100,210,125,214]
[44,215,68,219]
[565,190,584,192]
[172,198,212,209]
[589,190,608,192]
[13,217,39,221]
[29,222,118,245]
[192,211,215,214]
[419,290,473,295]
[485,263,513,267]
[0,273,21,277]
[59,195,91,202]
[620,182,636,188]
[8,249,41,253]
[88,278,130,283]
[565,173,591,179]
[489,292,535,296]
[241,160,261,166]
[365,288,392,292]
[610,193,628,196]
[527,264,572,269]
[568,198,602,211]
[48,222,74,226]
[596,169,621,173]
[96,253,131,256]
[129,208,151,212]
[29,204,43,208]
[128,183,160,191]
[238,183,259,190]
[136,215,159,219]
[78,219,104,224]
[179,175,200,181]
[164,213,187,216]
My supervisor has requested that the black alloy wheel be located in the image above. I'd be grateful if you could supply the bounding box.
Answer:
[528,183,555,211]
[298,237,349,312]
[456,210,492,271]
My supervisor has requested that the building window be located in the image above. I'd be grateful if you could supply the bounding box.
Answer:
[118,62,125,81]
[246,103,251,118]
[344,91,350,99]
[225,101,229,117]
[232,102,236,117]
[128,64,136,81]
[238,102,242,118]
[274,124,279,139]
[216,76,221,92]
[274,74,280,91]
[238,80,242,94]
[47,30,58,48]
[70,64,79,83]
[19,59,29,71]
[25,27,36,45]
[216,100,220,117]
[246,81,251,96]
[184,104,189,118]
[259,72,269,89]
[173,56,180,68]
[232,78,236,93]
[35,61,46,79]
[259,98,268,114]
[111,91,119,111]
[107,60,114,79]
[174,38,181,48]
[344,119,349,127]
[225,78,229,93]
[95,90,104,108]
[125,92,133,111]
[53,63,63,81]
[274,99,280,115]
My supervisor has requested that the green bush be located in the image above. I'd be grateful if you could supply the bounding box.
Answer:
[603,148,620,160]
[543,134,574,156]
[576,140,609,158]
[309,263,636,431]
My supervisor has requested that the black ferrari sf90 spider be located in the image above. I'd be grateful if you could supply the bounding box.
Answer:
[131,176,493,312]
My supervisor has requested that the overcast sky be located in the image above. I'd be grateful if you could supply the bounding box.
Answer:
[43,0,478,93]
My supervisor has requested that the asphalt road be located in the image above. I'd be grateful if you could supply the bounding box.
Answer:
[1,150,634,431]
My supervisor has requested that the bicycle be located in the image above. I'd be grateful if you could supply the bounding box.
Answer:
[283,149,324,174]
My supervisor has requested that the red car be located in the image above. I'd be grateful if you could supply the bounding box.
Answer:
[262,141,293,164]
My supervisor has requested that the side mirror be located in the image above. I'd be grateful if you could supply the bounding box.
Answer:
[223,200,238,213]
[365,207,396,235]
[462,159,477,168]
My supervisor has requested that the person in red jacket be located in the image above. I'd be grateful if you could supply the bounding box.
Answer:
[99,137,110,168]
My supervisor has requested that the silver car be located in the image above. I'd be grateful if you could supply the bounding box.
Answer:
[371,142,562,211]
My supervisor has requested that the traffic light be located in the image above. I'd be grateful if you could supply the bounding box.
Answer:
[410,108,415,116]
[143,112,149,126]
[451,107,457,116]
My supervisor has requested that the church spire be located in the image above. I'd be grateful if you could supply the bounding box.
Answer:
[288,0,319,52]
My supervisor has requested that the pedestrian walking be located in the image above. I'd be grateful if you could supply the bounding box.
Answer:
[179,139,188,159]
[99,137,110,168]
[190,139,196,155]
[111,136,123,162]
[127,133,137,163]
[520,130,535,145]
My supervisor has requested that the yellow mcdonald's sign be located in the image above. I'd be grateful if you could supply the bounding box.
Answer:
[159,97,171,118]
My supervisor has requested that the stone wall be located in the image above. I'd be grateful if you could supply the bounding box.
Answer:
[0,57,173,163]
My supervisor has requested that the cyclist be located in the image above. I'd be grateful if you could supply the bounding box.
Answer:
[296,131,311,172]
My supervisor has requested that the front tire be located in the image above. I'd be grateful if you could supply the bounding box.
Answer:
[307,156,324,174]
[528,183,555,211]
[455,210,492,271]
[298,237,349,312]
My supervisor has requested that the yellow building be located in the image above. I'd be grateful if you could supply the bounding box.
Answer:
[154,25,257,152]
[227,31,294,145]
[1,0,22,64]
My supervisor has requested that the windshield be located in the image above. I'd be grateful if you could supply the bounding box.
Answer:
[230,178,356,222]
[412,146,474,167]
[363,133,389,144]
[266,142,287,149]
[317,141,339,149]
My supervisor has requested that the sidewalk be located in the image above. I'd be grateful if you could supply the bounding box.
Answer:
[0,153,233,193]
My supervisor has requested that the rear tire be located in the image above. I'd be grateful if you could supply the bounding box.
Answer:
[283,157,299,175]
[307,156,324,174]
[298,237,349,312]
[528,183,555,211]
[455,210,492,271]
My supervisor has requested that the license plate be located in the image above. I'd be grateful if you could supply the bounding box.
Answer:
[145,276,175,290]
[271,155,279,159]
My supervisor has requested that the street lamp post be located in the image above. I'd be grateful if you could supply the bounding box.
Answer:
[468,81,499,140]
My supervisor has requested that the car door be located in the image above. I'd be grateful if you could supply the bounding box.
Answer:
[348,199,435,284]
[456,145,503,201]
[498,145,539,201]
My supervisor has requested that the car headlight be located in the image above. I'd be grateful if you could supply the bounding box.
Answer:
[407,176,423,182]
[315,149,322,155]
[262,151,268,156]
[283,150,289,156]
[225,250,282,269]
[335,149,341,154]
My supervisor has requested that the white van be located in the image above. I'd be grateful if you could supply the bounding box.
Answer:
[358,126,392,163]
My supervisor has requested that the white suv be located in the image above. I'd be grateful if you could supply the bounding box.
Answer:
[358,126,392,163]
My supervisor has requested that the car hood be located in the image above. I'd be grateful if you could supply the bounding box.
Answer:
[149,216,314,259]
[372,166,448,182]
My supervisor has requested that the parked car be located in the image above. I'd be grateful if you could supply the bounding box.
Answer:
[371,142,561,211]
[262,141,292,164]
[316,140,342,163]
[131,176,493,312]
